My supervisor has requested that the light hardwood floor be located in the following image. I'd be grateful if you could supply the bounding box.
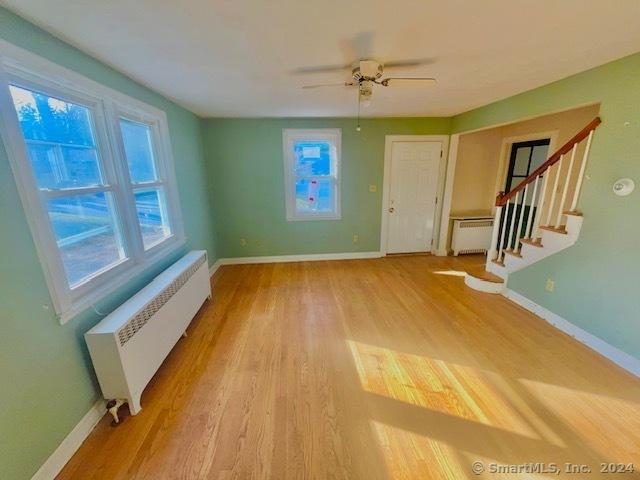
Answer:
[59,255,640,479]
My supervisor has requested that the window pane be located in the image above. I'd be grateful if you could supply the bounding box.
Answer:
[512,146,531,176]
[9,85,104,189]
[47,193,125,286]
[293,141,332,176]
[295,178,335,214]
[134,188,171,249]
[509,176,526,192]
[120,119,157,183]
[530,144,549,172]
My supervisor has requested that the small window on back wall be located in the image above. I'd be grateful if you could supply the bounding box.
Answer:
[282,129,341,221]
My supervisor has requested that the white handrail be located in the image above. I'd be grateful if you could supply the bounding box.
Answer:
[569,129,595,212]
[555,144,577,228]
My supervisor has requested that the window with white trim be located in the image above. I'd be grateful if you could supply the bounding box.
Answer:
[282,129,341,221]
[0,49,185,323]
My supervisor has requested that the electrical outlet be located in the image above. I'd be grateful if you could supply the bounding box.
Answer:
[352,234,359,243]
[240,238,247,247]
[545,279,555,292]
[368,184,377,193]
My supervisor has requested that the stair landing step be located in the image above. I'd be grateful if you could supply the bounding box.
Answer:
[563,210,583,217]
[466,267,504,284]
[491,259,505,267]
[504,249,523,258]
[540,225,568,234]
[520,237,543,247]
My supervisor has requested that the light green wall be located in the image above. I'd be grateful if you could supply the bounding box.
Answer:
[453,53,640,360]
[0,8,217,480]
[203,117,451,258]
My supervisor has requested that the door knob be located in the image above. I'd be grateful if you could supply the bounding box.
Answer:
[388,207,395,213]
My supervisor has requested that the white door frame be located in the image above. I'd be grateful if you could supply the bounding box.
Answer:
[380,135,449,255]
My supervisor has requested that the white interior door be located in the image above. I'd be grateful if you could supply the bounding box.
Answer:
[386,141,441,254]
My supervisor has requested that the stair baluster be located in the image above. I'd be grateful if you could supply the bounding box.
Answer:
[556,143,578,228]
[497,199,510,262]
[506,191,519,253]
[545,154,563,226]
[488,205,503,262]
[530,173,549,240]
[569,129,594,212]
[524,176,539,240]
[514,184,528,254]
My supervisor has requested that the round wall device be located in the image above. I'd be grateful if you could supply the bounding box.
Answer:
[613,178,635,196]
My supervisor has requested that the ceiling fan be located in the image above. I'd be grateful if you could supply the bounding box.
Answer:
[300,59,436,108]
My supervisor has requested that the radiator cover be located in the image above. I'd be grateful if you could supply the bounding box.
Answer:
[85,250,211,415]
[451,218,494,256]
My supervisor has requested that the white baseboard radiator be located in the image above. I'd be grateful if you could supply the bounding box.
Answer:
[451,217,494,256]
[85,250,211,423]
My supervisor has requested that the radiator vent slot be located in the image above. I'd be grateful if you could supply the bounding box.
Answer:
[117,254,206,346]
[460,220,493,228]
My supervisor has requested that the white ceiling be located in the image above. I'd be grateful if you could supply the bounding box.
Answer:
[4,0,640,118]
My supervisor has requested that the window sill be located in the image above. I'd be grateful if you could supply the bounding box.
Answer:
[286,214,342,222]
[57,235,186,325]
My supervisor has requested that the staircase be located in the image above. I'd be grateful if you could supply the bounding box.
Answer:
[465,117,602,293]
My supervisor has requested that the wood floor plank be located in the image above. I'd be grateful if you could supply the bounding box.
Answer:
[58,255,640,479]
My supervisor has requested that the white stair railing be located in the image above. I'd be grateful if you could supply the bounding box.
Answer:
[487,117,601,268]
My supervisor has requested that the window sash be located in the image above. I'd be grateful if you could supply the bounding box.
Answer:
[0,44,185,323]
[282,129,341,221]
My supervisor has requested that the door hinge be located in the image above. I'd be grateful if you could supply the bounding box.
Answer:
[435,196,438,205]
[440,150,443,158]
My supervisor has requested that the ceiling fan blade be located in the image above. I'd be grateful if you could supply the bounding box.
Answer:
[383,58,436,69]
[302,82,355,89]
[380,77,437,87]
[293,64,353,75]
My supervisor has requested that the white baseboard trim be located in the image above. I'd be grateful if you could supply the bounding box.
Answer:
[504,288,640,378]
[32,399,106,480]
[215,251,383,267]
[209,258,223,277]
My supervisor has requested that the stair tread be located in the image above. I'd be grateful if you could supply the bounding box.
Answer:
[520,237,543,247]
[504,249,523,258]
[491,259,505,267]
[540,225,568,234]
[466,266,504,284]
[563,210,583,217]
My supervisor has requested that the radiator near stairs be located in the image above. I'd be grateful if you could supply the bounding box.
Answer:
[85,250,211,422]
[451,217,494,256]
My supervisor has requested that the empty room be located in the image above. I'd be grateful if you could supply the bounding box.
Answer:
[1,1,639,479]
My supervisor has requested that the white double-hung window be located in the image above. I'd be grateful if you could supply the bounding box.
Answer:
[0,44,184,323]
[282,128,341,221]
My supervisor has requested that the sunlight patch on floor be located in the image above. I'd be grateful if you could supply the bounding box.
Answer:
[346,339,543,440]
[520,378,640,460]
[432,270,467,277]
[369,420,470,480]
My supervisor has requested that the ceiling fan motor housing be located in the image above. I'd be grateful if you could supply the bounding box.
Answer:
[352,60,383,82]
